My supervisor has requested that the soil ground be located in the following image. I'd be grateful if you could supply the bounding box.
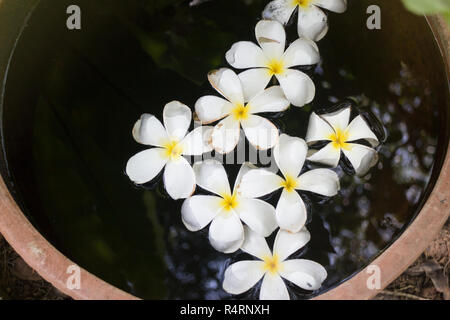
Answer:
[374,219,449,300]
[0,220,448,300]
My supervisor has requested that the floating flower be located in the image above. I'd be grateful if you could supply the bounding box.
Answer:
[195,68,290,154]
[262,0,348,42]
[126,101,213,200]
[182,161,278,253]
[305,107,380,176]
[225,20,320,107]
[237,134,340,233]
[223,226,327,300]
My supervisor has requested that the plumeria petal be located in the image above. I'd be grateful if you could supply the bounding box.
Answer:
[307,142,341,167]
[248,86,290,114]
[208,68,244,105]
[283,38,321,68]
[126,148,168,184]
[345,115,379,147]
[273,227,311,262]
[226,41,268,69]
[234,162,257,193]
[209,211,244,253]
[279,259,327,291]
[297,168,340,197]
[237,168,284,199]
[305,112,334,144]
[223,261,266,295]
[163,157,196,200]
[241,226,273,260]
[238,68,273,103]
[181,195,223,231]
[132,114,168,147]
[342,144,378,176]
[241,115,279,150]
[313,0,348,13]
[211,116,241,154]
[276,189,307,233]
[274,134,307,178]
[262,0,296,25]
[321,107,351,131]
[193,160,231,196]
[276,69,315,107]
[180,126,213,156]
[195,96,233,124]
[163,101,192,141]
[297,5,329,42]
[260,273,290,300]
[236,198,278,237]
[255,20,286,60]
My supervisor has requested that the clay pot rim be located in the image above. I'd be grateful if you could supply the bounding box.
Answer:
[0,11,448,300]
[315,15,450,300]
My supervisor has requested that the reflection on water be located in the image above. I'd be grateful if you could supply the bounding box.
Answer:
[2,0,448,299]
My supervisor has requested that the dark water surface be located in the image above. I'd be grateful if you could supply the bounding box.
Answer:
[1,0,448,299]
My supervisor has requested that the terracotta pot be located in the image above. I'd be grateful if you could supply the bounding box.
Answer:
[316,15,450,300]
[0,0,448,300]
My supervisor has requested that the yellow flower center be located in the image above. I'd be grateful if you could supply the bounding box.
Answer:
[263,255,282,275]
[281,175,298,193]
[267,59,286,76]
[329,129,350,150]
[231,103,250,121]
[220,194,239,212]
[293,0,311,8]
[163,141,183,160]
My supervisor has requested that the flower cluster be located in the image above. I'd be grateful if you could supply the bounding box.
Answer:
[126,1,381,300]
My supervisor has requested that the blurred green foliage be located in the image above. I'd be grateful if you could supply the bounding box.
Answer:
[402,0,450,25]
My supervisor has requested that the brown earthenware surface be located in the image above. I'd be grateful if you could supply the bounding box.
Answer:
[316,16,450,299]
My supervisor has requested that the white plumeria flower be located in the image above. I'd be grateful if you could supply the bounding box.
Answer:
[225,20,320,107]
[305,107,380,176]
[126,101,213,200]
[237,134,340,233]
[262,0,348,42]
[223,226,327,300]
[195,68,290,154]
[182,161,278,254]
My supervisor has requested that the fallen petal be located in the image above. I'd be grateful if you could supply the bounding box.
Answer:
[260,273,290,300]
[297,5,329,42]
[181,195,222,231]
[163,101,192,141]
[297,168,340,197]
[208,68,244,105]
[279,259,327,291]
[132,114,168,147]
[273,227,311,261]
[209,211,245,253]
[277,69,315,107]
[226,41,268,69]
[163,157,196,200]
[342,143,378,176]
[223,261,265,295]
[126,148,168,185]
[193,160,231,196]
[195,95,233,124]
[241,225,273,260]
[276,189,307,233]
